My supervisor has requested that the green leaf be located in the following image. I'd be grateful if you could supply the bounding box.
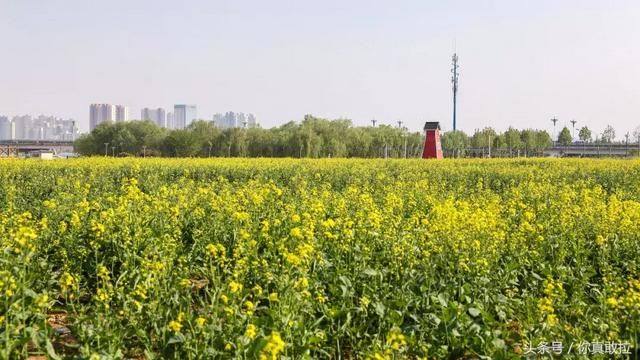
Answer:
[468,307,481,317]
[168,334,186,344]
[363,268,378,277]
[437,293,448,308]
[373,302,386,317]
[492,338,506,349]
[46,338,62,360]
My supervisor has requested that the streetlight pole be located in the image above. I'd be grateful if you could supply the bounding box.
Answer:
[570,120,577,141]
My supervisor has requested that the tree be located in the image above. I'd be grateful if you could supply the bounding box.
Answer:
[578,126,592,142]
[162,130,200,157]
[601,125,616,143]
[441,130,468,158]
[504,127,522,157]
[534,131,553,155]
[558,127,572,146]
[520,129,537,157]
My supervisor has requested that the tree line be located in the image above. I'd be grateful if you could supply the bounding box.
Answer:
[74,117,632,158]
[74,115,425,158]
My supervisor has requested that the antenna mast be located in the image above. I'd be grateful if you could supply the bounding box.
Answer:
[451,53,459,131]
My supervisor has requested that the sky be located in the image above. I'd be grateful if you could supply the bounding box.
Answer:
[1,0,639,137]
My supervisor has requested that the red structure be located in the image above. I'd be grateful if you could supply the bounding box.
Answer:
[422,122,443,159]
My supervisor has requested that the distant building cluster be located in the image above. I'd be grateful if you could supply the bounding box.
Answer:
[213,112,257,129]
[90,104,257,132]
[140,105,197,130]
[89,104,129,131]
[0,114,77,141]
[141,107,167,128]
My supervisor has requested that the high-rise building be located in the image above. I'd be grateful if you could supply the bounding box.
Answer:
[141,107,167,128]
[213,112,257,129]
[166,112,174,129]
[90,104,116,131]
[13,115,32,140]
[173,105,197,129]
[247,114,257,127]
[115,105,128,122]
[0,116,13,140]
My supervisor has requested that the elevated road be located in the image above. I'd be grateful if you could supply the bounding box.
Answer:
[0,140,74,157]
[544,143,637,158]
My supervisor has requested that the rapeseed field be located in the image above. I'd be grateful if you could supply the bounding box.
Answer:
[1,158,639,359]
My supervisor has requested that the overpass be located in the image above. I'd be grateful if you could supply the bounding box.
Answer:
[544,143,638,158]
[0,140,75,157]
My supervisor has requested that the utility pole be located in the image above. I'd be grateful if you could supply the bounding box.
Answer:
[371,119,377,127]
[403,126,408,158]
[104,142,109,157]
[625,132,630,157]
[570,120,577,141]
[551,118,558,144]
[397,121,403,158]
[451,53,459,131]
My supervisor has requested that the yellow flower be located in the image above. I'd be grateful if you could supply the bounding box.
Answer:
[34,294,49,308]
[316,294,327,304]
[220,294,229,304]
[229,281,243,294]
[224,343,233,351]
[195,317,206,327]
[269,292,279,302]
[97,265,110,281]
[244,300,256,315]
[386,328,407,351]
[260,332,286,360]
[290,227,304,239]
[253,285,263,295]
[245,324,257,339]
[59,272,77,293]
[90,220,106,237]
[285,252,302,266]
[168,320,182,333]
[359,296,370,308]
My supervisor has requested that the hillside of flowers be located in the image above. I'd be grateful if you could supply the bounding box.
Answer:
[1,158,639,359]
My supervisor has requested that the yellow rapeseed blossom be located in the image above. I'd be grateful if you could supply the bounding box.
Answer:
[245,324,258,339]
[195,317,206,327]
[260,332,286,360]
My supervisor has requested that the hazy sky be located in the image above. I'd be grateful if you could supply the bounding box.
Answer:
[1,0,639,137]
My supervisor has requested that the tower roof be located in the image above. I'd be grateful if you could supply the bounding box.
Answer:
[424,122,441,130]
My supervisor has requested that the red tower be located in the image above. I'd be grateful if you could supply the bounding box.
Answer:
[422,122,443,159]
